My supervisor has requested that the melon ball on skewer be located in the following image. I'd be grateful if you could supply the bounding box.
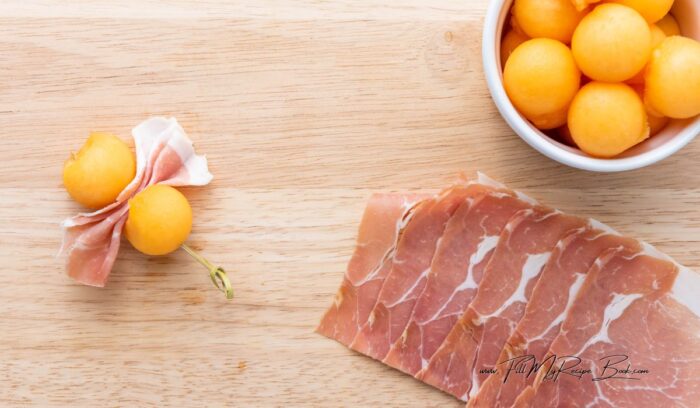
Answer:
[569,82,649,158]
[125,184,193,256]
[645,36,700,119]
[656,14,681,36]
[513,0,588,44]
[610,0,674,23]
[63,132,136,209]
[504,38,580,130]
[500,29,529,66]
[572,4,651,82]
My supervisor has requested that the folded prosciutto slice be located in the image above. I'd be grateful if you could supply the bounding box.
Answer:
[350,183,489,361]
[317,193,427,346]
[60,117,213,287]
[468,226,641,407]
[418,207,586,401]
[514,246,700,408]
[382,190,533,376]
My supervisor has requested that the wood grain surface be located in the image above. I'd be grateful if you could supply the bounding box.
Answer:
[1,1,699,407]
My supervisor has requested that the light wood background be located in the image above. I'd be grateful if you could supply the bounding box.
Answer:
[1,1,699,407]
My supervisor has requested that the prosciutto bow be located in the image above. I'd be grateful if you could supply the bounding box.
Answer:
[59,117,213,287]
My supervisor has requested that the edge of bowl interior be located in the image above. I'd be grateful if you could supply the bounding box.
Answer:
[482,0,700,172]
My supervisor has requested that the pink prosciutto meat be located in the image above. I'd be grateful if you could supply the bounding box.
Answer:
[418,207,586,401]
[515,246,700,408]
[382,190,533,376]
[60,117,213,287]
[350,183,488,361]
[467,227,641,407]
[317,193,427,346]
[317,175,700,406]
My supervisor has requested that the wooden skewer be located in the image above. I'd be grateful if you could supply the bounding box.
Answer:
[181,244,234,300]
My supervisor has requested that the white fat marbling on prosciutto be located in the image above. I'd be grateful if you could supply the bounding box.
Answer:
[576,292,643,354]
[467,365,480,400]
[587,218,621,236]
[671,266,700,318]
[476,172,506,189]
[463,235,500,291]
[475,251,552,324]
[639,242,700,318]
[511,252,552,304]
[475,173,538,206]
[528,272,588,344]
[425,235,500,323]
[385,267,432,309]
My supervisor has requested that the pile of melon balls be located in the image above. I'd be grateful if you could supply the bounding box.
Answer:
[501,0,700,158]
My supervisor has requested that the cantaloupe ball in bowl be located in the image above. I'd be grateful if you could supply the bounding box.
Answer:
[631,84,670,135]
[571,0,601,12]
[645,36,700,119]
[500,29,529,65]
[512,0,587,44]
[572,3,651,82]
[626,24,667,85]
[568,82,650,158]
[657,14,681,36]
[504,38,580,130]
[610,0,674,23]
[530,108,569,131]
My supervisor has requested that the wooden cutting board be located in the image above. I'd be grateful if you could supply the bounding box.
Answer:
[1,1,699,407]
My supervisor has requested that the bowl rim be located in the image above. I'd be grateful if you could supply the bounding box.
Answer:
[482,0,700,172]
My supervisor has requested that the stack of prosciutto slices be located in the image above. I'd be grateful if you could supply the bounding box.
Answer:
[318,174,700,407]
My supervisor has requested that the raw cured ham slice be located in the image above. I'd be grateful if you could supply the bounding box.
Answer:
[382,191,533,377]
[468,226,641,408]
[316,193,428,346]
[60,117,213,287]
[350,183,491,361]
[317,174,700,406]
[515,246,700,408]
[418,207,586,401]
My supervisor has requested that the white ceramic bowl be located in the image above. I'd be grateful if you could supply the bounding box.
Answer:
[483,0,700,172]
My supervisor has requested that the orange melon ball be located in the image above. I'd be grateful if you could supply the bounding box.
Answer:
[626,24,667,85]
[125,185,193,256]
[504,38,580,126]
[609,0,673,23]
[647,113,670,136]
[571,0,601,12]
[569,82,649,158]
[649,24,668,49]
[572,4,651,82]
[509,14,526,37]
[656,14,681,36]
[645,36,700,119]
[63,132,136,209]
[513,0,588,44]
[501,29,529,65]
[631,85,669,135]
[531,107,569,131]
